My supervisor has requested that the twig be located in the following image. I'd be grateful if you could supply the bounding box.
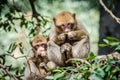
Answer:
[0,64,23,80]
[29,0,46,35]
[0,53,27,60]
[29,0,44,21]
[99,0,120,24]
[66,58,91,66]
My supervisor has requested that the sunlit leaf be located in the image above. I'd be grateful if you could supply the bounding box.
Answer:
[89,74,103,80]
[95,68,105,78]
[99,44,108,47]
[103,39,109,44]
[87,52,96,60]
[105,65,111,72]
[46,76,54,80]
[115,45,120,53]
[109,42,120,46]
[52,69,62,73]
[54,72,66,80]
[106,37,119,42]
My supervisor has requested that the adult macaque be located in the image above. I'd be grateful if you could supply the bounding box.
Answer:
[47,12,90,66]
[24,35,56,80]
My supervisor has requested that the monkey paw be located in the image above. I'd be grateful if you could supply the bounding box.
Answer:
[60,43,72,53]
[68,31,76,40]
[58,33,66,41]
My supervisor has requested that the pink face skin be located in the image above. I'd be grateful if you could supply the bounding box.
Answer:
[36,44,47,57]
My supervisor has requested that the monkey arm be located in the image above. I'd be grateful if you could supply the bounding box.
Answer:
[53,35,65,45]
[75,30,87,38]
[49,28,65,45]
[72,36,90,58]
[67,30,88,41]
[24,59,40,80]
[47,41,66,66]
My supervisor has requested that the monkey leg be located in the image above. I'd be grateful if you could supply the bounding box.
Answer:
[47,41,66,66]
[24,60,41,80]
[72,36,90,58]
[60,43,72,60]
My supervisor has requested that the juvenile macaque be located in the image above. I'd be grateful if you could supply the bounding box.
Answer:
[47,12,90,66]
[24,35,56,80]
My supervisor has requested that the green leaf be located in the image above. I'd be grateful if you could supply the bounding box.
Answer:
[109,42,120,46]
[65,66,76,71]
[115,45,120,51]
[95,68,105,78]
[8,42,17,53]
[99,44,108,47]
[54,72,65,80]
[52,69,62,73]
[46,76,54,80]
[89,74,103,80]
[19,47,24,54]
[103,39,109,44]
[106,37,119,42]
[79,65,89,70]
[87,52,96,60]
[105,65,111,72]
[106,56,116,64]
[73,73,80,80]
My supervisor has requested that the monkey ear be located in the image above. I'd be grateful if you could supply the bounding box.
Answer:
[47,37,49,41]
[53,17,56,25]
[73,13,76,19]
[30,41,33,47]
[53,17,56,22]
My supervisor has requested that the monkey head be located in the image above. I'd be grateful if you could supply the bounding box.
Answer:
[30,35,48,57]
[53,12,77,33]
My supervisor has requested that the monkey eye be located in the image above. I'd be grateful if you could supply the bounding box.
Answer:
[61,24,64,26]
[56,25,61,28]
[41,44,47,48]
[68,23,74,26]
[67,23,71,25]
[34,45,39,50]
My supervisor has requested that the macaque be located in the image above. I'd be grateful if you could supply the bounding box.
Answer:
[24,35,56,80]
[47,12,90,66]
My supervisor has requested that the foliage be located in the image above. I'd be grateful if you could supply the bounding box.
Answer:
[0,0,112,80]
[99,37,120,53]
[0,0,50,79]
[46,51,120,80]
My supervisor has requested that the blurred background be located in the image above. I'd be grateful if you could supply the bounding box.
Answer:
[0,0,120,79]
[0,0,99,54]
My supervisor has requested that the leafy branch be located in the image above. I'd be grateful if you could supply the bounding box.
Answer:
[0,53,26,80]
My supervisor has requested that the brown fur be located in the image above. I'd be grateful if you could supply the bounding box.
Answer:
[47,12,90,66]
[24,35,56,80]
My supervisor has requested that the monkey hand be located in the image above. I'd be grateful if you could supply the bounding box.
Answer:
[58,33,66,41]
[67,31,76,40]
[60,43,72,54]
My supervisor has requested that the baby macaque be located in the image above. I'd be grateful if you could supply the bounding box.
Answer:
[47,12,90,66]
[24,35,56,80]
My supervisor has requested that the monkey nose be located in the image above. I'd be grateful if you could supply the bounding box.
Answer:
[65,29,70,32]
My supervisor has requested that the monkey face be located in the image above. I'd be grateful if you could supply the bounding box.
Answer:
[35,43,47,57]
[53,12,76,33]
[56,23,74,33]
[30,35,48,57]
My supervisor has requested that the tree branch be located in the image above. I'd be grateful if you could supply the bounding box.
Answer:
[0,64,23,80]
[99,0,120,24]
[0,53,27,60]
[29,0,45,35]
